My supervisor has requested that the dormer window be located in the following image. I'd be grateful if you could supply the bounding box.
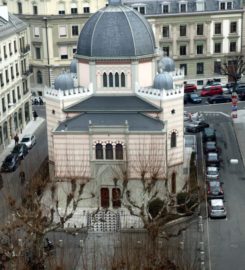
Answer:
[220,2,225,10]
[219,1,233,10]
[227,2,232,9]
[179,2,187,13]
[196,0,205,11]
[132,5,146,15]
[161,3,170,13]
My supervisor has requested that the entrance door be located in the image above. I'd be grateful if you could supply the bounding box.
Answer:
[101,188,109,208]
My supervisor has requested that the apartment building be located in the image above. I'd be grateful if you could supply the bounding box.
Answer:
[0,6,31,152]
[0,0,244,94]
[125,0,243,87]
[0,0,107,96]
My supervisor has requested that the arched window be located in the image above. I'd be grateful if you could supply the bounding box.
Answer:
[109,72,113,87]
[121,72,125,87]
[106,143,113,159]
[18,108,22,126]
[24,102,30,122]
[0,126,2,145]
[115,143,123,160]
[101,188,109,208]
[3,122,8,140]
[103,72,107,87]
[171,132,177,148]
[14,112,18,130]
[37,70,42,84]
[115,72,119,87]
[112,188,121,208]
[95,143,103,159]
[171,172,176,193]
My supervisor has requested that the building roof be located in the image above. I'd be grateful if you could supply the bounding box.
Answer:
[55,112,164,132]
[0,13,27,40]
[64,95,162,113]
[153,72,173,90]
[54,72,74,91]
[76,2,155,58]
[123,0,242,14]
[158,56,175,72]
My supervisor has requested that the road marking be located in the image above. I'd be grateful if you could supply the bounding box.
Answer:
[201,111,230,118]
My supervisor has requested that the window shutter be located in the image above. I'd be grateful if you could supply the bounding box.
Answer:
[34,27,40,37]
[59,26,67,37]
[59,46,67,56]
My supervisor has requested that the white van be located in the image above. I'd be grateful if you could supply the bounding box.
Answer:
[208,199,227,219]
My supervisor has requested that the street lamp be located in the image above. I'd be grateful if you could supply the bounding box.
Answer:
[43,17,51,87]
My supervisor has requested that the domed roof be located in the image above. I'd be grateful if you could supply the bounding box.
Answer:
[70,59,78,74]
[158,56,175,72]
[54,73,74,91]
[76,1,155,58]
[153,72,173,90]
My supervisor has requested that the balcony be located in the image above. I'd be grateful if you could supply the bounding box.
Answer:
[22,69,32,78]
[20,45,31,55]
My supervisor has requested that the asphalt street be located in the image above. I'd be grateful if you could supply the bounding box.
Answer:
[185,101,245,270]
[0,117,48,222]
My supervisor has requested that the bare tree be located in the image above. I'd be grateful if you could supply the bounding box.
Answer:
[221,55,245,91]
[112,137,199,244]
[0,158,93,270]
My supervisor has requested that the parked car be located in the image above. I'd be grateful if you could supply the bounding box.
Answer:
[204,141,218,154]
[206,166,219,180]
[187,93,202,104]
[207,95,232,104]
[184,84,197,93]
[185,120,209,133]
[208,199,227,219]
[1,154,20,172]
[236,84,245,100]
[11,143,28,159]
[201,85,223,96]
[184,94,188,104]
[20,134,36,149]
[206,152,220,167]
[202,128,216,142]
[222,87,232,95]
[207,181,224,199]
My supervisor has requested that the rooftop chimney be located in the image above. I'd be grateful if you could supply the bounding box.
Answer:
[0,6,9,22]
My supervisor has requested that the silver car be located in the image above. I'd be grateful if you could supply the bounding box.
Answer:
[206,166,219,180]
[20,134,36,149]
[209,199,227,219]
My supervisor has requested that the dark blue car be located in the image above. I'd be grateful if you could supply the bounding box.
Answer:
[1,154,20,172]
[187,93,202,104]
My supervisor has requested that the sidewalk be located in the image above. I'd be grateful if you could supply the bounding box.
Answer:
[233,109,245,167]
[0,117,45,164]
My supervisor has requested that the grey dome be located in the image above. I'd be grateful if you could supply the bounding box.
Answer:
[70,59,78,74]
[153,72,173,90]
[158,56,175,72]
[77,3,155,58]
[54,73,74,91]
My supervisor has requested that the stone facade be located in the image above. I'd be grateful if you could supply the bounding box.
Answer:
[0,6,31,153]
